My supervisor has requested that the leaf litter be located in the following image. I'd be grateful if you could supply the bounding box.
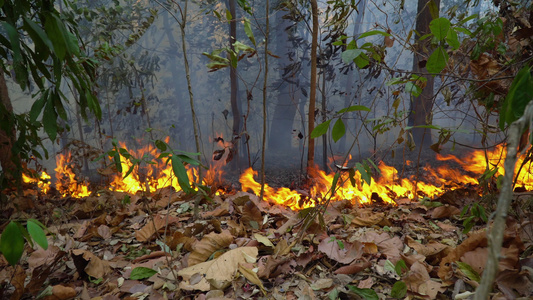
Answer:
[0,182,532,299]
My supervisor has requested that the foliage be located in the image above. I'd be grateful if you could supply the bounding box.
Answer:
[460,202,488,234]
[0,219,48,266]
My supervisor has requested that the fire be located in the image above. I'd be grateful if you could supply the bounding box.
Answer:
[21,141,533,210]
[55,152,91,198]
[22,171,51,194]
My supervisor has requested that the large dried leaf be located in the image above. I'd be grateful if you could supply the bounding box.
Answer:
[403,261,443,298]
[318,237,363,264]
[71,249,111,279]
[351,209,386,227]
[406,236,449,257]
[187,230,233,266]
[135,214,179,242]
[178,247,258,291]
[241,200,263,229]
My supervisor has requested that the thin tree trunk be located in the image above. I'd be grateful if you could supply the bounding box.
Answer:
[179,0,202,182]
[260,0,269,201]
[407,0,439,149]
[307,0,318,171]
[0,69,19,181]
[321,71,327,171]
[229,0,241,168]
[474,101,533,299]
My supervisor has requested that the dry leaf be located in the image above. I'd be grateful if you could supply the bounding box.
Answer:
[318,237,363,264]
[10,265,25,300]
[188,230,233,266]
[178,247,258,291]
[71,249,111,279]
[135,214,178,242]
[239,263,266,295]
[406,236,449,257]
[430,205,460,219]
[254,233,274,247]
[51,284,77,299]
[334,261,371,275]
[97,224,112,240]
[351,210,385,227]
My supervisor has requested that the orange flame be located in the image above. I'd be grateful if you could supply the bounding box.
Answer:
[54,152,90,198]
[22,171,51,194]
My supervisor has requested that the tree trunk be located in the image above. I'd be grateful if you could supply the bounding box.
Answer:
[307,0,318,170]
[0,69,19,180]
[229,0,242,168]
[407,0,440,149]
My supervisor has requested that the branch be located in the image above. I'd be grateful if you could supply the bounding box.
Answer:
[474,100,533,299]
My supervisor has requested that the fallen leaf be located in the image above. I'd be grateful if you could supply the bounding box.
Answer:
[318,237,363,264]
[406,236,449,257]
[188,230,233,266]
[254,233,274,247]
[334,261,371,275]
[135,214,179,242]
[71,249,111,279]
[178,247,258,291]
[97,224,112,240]
[310,278,333,290]
[51,284,77,300]
[239,263,266,295]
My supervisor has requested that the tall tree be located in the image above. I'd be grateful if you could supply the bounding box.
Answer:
[307,0,319,170]
[229,0,242,167]
[407,0,440,149]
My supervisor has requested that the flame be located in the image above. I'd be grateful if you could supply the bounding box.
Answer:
[55,152,91,198]
[22,140,533,211]
[23,171,51,194]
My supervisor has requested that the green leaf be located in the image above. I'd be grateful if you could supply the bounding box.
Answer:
[337,105,371,113]
[130,267,157,280]
[456,261,481,282]
[172,156,192,193]
[27,220,48,250]
[394,260,408,276]
[347,285,379,300]
[353,53,370,69]
[331,118,345,142]
[426,46,449,74]
[42,99,58,141]
[0,221,25,266]
[331,172,340,194]
[2,21,28,90]
[243,18,256,46]
[341,49,363,64]
[44,13,67,59]
[356,162,372,186]
[405,82,422,97]
[446,28,460,50]
[357,30,391,39]
[310,120,331,139]
[499,66,533,130]
[429,18,451,41]
[30,90,48,123]
[391,281,407,298]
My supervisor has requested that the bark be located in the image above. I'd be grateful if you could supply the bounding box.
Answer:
[260,0,269,200]
[179,0,203,182]
[307,0,318,170]
[229,0,242,167]
[407,0,440,149]
[0,69,18,179]
[474,101,533,299]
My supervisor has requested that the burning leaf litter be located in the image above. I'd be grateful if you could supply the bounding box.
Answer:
[3,143,533,299]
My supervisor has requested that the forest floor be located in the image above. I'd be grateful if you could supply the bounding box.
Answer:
[1,175,533,300]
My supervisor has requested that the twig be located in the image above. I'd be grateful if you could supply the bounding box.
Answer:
[474,100,533,299]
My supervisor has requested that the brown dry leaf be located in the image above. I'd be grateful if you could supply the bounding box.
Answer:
[362,231,403,263]
[274,238,292,257]
[438,230,487,281]
[403,261,442,298]
[496,269,533,298]
[406,236,449,257]
[71,249,111,279]
[97,224,112,240]
[188,230,233,266]
[10,265,25,300]
[430,205,460,219]
[358,277,374,289]
[135,214,178,242]
[334,261,371,275]
[241,200,263,229]
[238,263,266,295]
[166,231,196,252]
[310,278,333,290]
[178,246,258,291]
[351,210,385,227]
[201,201,230,218]
[384,35,394,47]
[257,255,290,278]
[51,284,77,300]
[27,245,60,271]
[318,237,364,264]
